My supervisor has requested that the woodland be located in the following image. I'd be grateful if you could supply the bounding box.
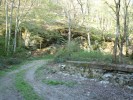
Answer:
[0,0,133,100]
[0,0,132,67]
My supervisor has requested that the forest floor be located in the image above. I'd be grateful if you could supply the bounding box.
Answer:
[0,59,133,100]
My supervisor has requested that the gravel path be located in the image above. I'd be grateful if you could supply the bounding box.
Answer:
[0,60,133,100]
[0,60,44,100]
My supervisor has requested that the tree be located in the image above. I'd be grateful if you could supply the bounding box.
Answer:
[86,0,92,50]
[60,0,73,44]
[120,0,131,58]
[106,0,121,63]
[5,0,8,51]
[7,0,14,55]
[13,0,20,53]
[114,0,121,63]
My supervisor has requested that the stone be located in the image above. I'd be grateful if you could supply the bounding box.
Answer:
[60,64,66,71]
[102,73,113,81]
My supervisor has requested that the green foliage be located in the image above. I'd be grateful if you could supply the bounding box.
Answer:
[13,47,31,58]
[130,53,133,60]
[5,58,22,65]
[42,79,76,87]
[0,70,5,77]
[46,31,66,45]
[15,71,42,100]
[70,50,112,63]
[104,33,115,42]
[54,41,80,63]
[54,41,112,63]
[0,36,6,56]
[43,79,64,85]
[89,27,103,42]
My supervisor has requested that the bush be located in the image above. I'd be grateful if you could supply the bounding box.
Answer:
[54,41,80,63]
[12,47,31,58]
[89,27,103,42]
[5,58,22,65]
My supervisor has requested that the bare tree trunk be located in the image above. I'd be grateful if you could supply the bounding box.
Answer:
[125,0,130,56]
[13,0,20,53]
[120,0,130,62]
[77,0,84,24]
[125,15,129,56]
[68,12,71,44]
[113,0,121,63]
[7,0,14,55]
[87,32,92,50]
[126,34,129,56]
[120,3,127,63]
[5,0,8,51]
[86,0,91,50]
[18,28,22,48]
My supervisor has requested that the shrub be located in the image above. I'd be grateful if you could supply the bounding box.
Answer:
[54,41,80,63]
[5,58,22,65]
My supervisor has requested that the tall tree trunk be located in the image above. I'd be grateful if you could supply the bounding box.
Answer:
[120,0,130,62]
[7,0,14,55]
[113,0,121,63]
[18,28,22,48]
[68,12,71,44]
[120,4,127,63]
[125,15,129,56]
[87,32,92,50]
[13,0,20,53]
[86,0,91,50]
[5,0,8,51]
[77,0,84,25]
[125,0,131,56]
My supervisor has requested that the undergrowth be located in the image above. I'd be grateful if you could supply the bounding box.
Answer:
[54,41,112,63]
[54,41,80,63]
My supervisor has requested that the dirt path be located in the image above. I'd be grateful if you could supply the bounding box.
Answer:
[0,60,133,100]
[0,60,45,100]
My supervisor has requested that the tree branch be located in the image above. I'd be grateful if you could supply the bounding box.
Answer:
[105,1,116,13]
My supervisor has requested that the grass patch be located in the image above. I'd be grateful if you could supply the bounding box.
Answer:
[70,50,112,63]
[42,79,76,87]
[15,71,42,100]
[0,70,6,77]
